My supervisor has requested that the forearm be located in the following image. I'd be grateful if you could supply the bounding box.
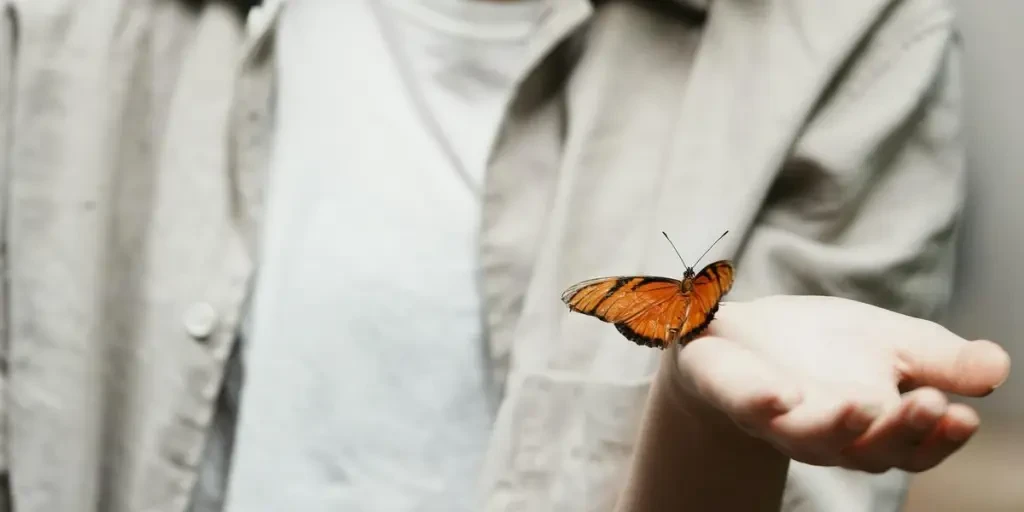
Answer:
[615,349,789,512]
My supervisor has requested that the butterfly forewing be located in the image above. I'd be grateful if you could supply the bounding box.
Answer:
[561,276,682,323]
[677,260,734,343]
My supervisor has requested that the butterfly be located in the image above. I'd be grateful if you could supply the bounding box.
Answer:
[561,231,734,350]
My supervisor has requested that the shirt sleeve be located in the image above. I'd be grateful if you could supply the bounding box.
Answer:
[0,0,16,481]
[735,9,965,512]
[738,17,964,321]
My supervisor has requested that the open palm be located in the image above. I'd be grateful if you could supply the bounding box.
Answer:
[669,295,1012,473]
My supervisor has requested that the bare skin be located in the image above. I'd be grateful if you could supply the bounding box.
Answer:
[617,295,1011,512]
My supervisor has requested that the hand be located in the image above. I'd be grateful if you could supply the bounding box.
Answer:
[666,295,1012,473]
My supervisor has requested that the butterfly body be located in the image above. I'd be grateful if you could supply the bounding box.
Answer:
[561,260,735,350]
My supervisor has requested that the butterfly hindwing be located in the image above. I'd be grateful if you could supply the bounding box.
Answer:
[612,290,691,349]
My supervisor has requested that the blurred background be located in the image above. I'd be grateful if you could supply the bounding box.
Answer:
[903,1,1024,511]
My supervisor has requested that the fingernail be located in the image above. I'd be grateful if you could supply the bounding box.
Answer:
[992,372,1010,392]
[974,340,1012,390]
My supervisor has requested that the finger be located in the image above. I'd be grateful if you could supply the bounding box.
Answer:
[676,336,803,428]
[901,403,980,473]
[767,396,883,464]
[894,322,1011,396]
[840,387,948,473]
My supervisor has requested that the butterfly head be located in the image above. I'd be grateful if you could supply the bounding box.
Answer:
[680,268,697,292]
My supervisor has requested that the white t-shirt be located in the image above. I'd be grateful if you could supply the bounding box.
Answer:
[216,1,544,511]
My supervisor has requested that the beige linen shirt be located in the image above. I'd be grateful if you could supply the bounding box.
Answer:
[0,0,964,511]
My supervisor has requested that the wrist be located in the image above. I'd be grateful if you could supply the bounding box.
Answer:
[621,347,790,511]
[657,346,743,432]
[656,345,793,459]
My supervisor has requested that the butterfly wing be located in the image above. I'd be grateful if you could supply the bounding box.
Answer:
[561,276,690,349]
[677,260,735,343]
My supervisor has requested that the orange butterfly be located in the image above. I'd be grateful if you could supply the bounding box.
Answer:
[561,231,734,350]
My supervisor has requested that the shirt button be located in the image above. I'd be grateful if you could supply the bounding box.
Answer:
[183,302,218,340]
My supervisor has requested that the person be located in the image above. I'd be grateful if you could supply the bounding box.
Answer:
[0,0,1011,512]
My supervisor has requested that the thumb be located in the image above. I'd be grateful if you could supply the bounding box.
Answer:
[894,321,1011,396]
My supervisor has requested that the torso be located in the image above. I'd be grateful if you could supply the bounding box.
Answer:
[218,1,543,510]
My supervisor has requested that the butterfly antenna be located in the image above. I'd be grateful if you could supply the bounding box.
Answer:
[661,231,690,269]
[691,230,729,268]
